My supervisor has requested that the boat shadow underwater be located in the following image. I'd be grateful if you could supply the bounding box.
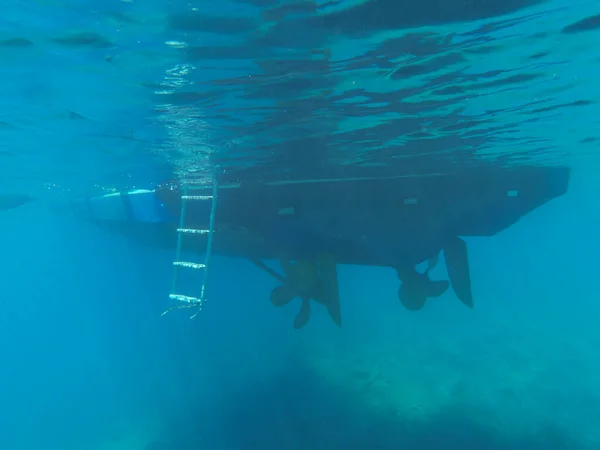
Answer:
[144,357,585,450]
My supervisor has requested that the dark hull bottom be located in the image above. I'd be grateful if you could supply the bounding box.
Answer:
[155,165,570,268]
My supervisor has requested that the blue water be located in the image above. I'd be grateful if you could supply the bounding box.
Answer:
[1,0,600,449]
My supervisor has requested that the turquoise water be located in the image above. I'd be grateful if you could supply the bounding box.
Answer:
[1,0,600,449]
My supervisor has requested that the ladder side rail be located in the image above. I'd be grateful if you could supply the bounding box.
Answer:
[171,187,188,294]
[199,175,219,305]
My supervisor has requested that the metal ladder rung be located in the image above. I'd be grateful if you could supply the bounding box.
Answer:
[169,294,202,304]
[173,261,206,269]
[177,228,210,234]
[181,195,213,201]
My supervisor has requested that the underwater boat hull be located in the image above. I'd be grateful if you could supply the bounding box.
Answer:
[72,166,570,268]
[158,166,570,267]
[71,166,570,319]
